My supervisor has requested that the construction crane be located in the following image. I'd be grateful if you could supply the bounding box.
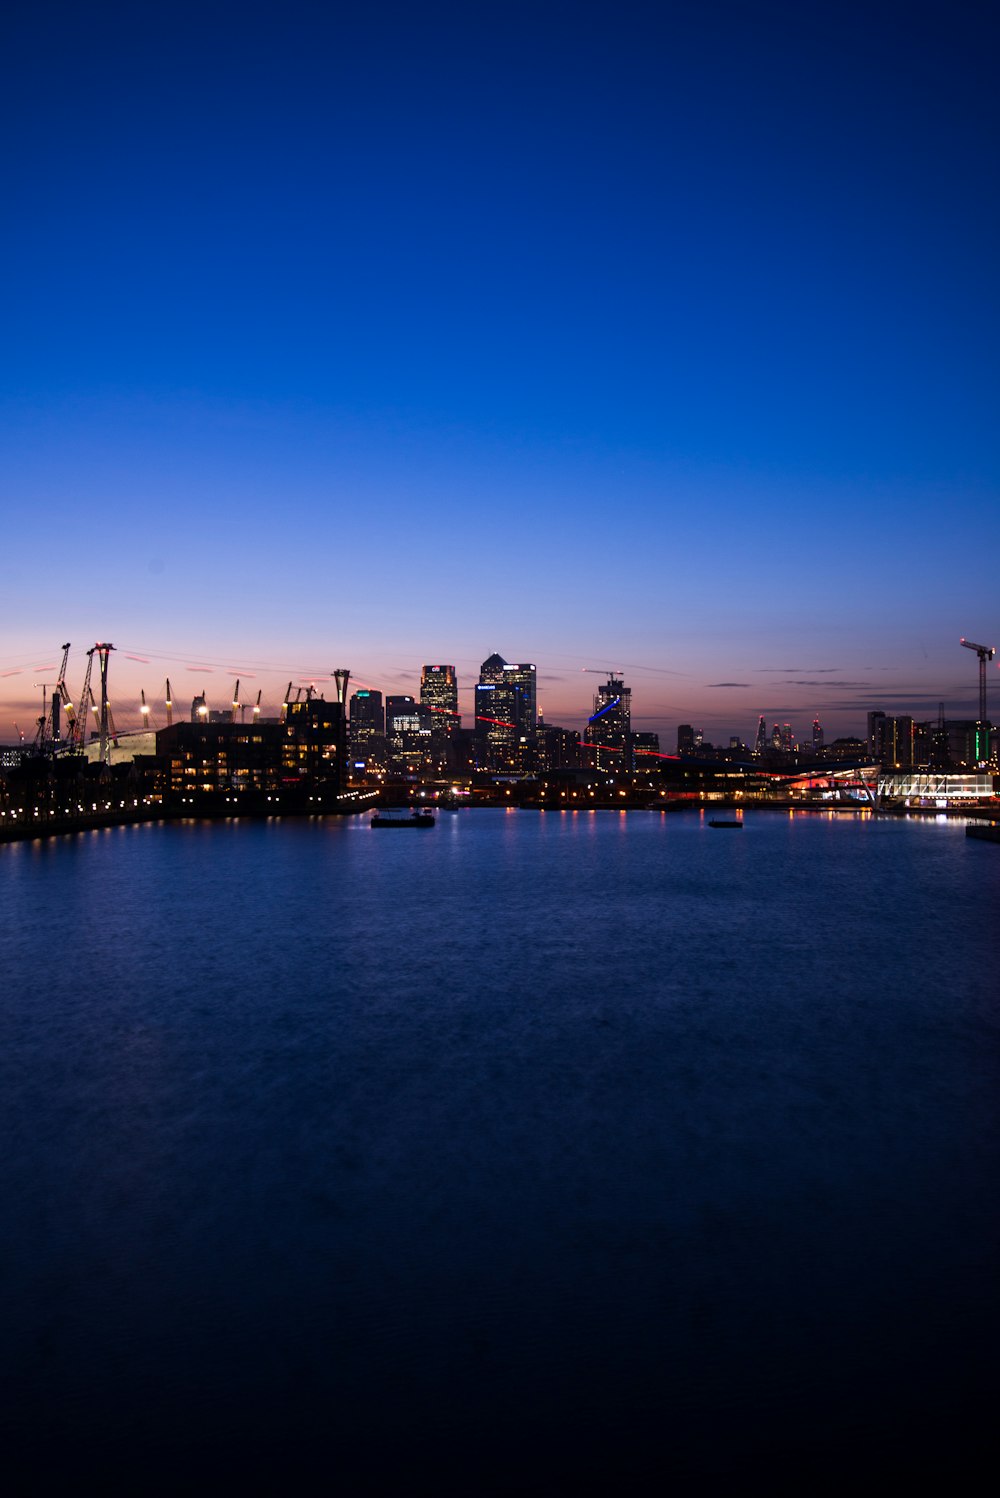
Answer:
[165,679,173,727]
[56,643,77,748]
[68,649,96,751]
[37,642,74,751]
[960,638,996,724]
[231,679,240,724]
[31,683,48,753]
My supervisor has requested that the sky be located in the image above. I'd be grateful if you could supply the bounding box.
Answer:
[2,0,997,746]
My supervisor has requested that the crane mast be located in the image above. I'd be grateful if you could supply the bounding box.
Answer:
[31,684,48,753]
[960,638,995,729]
[57,642,77,748]
[69,650,96,751]
[39,642,73,751]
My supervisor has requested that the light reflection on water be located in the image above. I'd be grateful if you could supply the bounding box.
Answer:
[1,810,997,1489]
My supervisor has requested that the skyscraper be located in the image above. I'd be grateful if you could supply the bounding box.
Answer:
[349,689,385,768]
[474,654,537,771]
[584,674,631,770]
[420,665,459,732]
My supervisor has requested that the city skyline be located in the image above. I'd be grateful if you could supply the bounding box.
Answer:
[1,634,994,750]
[2,3,996,747]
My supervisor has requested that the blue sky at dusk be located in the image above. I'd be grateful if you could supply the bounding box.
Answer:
[2,0,996,743]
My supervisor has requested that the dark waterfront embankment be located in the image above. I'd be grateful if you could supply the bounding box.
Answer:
[0,802,168,843]
[967,820,1000,841]
[0,788,361,845]
[3,795,999,845]
[0,802,349,845]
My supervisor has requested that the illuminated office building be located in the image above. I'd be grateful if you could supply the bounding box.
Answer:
[583,675,631,771]
[349,689,385,767]
[386,694,433,772]
[474,654,537,771]
[420,665,460,734]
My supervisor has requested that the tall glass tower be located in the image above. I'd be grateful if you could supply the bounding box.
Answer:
[420,665,459,732]
[474,654,537,771]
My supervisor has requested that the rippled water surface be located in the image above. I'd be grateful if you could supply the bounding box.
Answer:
[2,810,998,1490]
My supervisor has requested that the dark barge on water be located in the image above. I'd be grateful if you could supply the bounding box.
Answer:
[371,811,436,828]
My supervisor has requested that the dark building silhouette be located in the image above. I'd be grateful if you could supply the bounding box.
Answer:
[631,731,661,767]
[537,719,580,771]
[157,694,346,805]
[158,721,284,800]
[385,695,432,773]
[878,715,915,768]
[283,695,347,787]
[868,711,886,759]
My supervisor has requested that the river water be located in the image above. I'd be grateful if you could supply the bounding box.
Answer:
[1,810,997,1490]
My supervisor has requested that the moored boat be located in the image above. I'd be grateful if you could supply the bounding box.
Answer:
[371,811,436,828]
